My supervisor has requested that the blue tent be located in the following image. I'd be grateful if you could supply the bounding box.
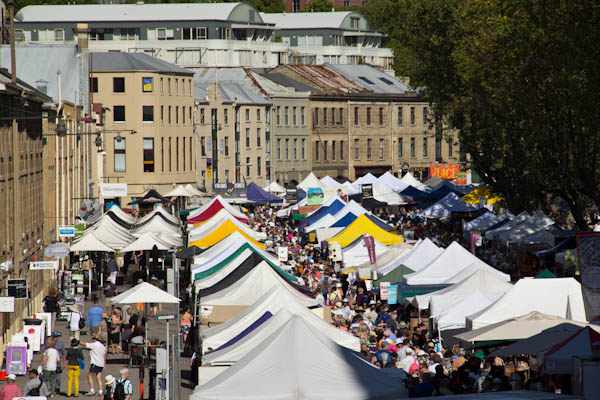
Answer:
[400,185,433,200]
[247,182,283,204]
[419,192,477,218]
[365,214,395,232]
[331,212,359,228]
[303,199,346,227]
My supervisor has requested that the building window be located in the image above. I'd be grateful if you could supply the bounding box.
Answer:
[379,138,384,158]
[114,137,126,172]
[245,128,250,147]
[175,106,179,124]
[423,137,428,157]
[340,140,344,160]
[160,106,164,123]
[323,141,328,160]
[367,139,372,159]
[160,77,164,93]
[182,27,207,40]
[301,107,305,125]
[366,107,371,125]
[143,138,154,172]
[182,107,186,124]
[201,137,206,156]
[350,17,360,29]
[410,137,415,157]
[245,109,250,121]
[257,128,261,147]
[398,138,403,158]
[219,27,232,40]
[90,77,98,93]
[323,107,327,125]
[161,137,165,172]
[168,78,171,94]
[448,140,453,157]
[398,107,403,125]
[224,170,229,183]
[257,157,262,176]
[292,107,297,125]
[200,108,205,124]
[301,138,306,159]
[331,107,335,124]
[224,136,229,156]
[189,137,193,170]
[423,107,428,125]
[142,106,154,123]
[168,137,172,171]
[168,106,172,124]
[113,77,125,93]
[338,108,343,125]
[315,141,319,161]
[285,106,289,125]
[224,109,228,125]
[354,107,359,125]
[314,108,319,127]
[257,109,261,121]
[176,137,180,171]
[293,139,298,159]
[410,107,415,125]
[354,139,359,159]
[142,77,153,92]
[285,139,289,159]
[276,107,280,125]
[113,106,125,123]
[379,107,384,125]
[332,141,336,161]
[246,157,251,176]
[277,139,281,159]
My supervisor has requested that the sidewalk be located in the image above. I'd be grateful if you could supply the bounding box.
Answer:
[6,285,195,400]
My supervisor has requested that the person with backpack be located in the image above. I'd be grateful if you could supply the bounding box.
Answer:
[111,368,132,400]
[68,304,84,340]
[22,369,49,397]
[103,375,115,400]
[66,339,83,397]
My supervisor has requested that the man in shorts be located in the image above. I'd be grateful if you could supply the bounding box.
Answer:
[80,336,107,396]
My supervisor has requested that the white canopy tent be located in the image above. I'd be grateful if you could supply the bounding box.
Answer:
[490,323,587,357]
[343,181,361,195]
[69,232,115,252]
[194,248,255,290]
[184,184,205,197]
[353,172,379,187]
[437,290,497,331]
[378,238,442,275]
[188,208,266,241]
[120,232,172,253]
[399,172,426,190]
[192,316,408,400]
[107,205,136,224]
[353,242,416,276]
[297,172,324,191]
[373,182,411,205]
[320,175,342,188]
[405,241,510,285]
[485,211,530,240]
[342,236,389,266]
[466,278,587,330]
[201,286,360,353]
[136,204,180,226]
[263,181,286,195]
[457,311,588,343]
[412,268,513,316]
[86,218,134,250]
[378,171,409,192]
[192,231,278,268]
[188,195,246,221]
[156,232,183,247]
[133,217,181,237]
[111,282,180,304]
[165,185,194,197]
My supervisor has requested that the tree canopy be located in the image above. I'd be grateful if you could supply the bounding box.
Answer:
[362,0,600,229]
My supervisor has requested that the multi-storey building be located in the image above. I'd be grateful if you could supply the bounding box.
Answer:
[0,69,55,351]
[12,3,393,72]
[285,0,366,13]
[193,68,272,190]
[89,52,196,205]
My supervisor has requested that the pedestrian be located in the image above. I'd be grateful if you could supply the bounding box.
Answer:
[103,375,115,400]
[23,369,50,397]
[80,336,107,396]
[111,368,133,400]
[180,308,192,347]
[40,340,62,397]
[66,339,83,397]
[68,304,83,340]
[110,309,122,355]
[44,332,66,395]
[0,374,21,400]
[87,295,105,337]
[108,254,118,284]
[43,288,61,331]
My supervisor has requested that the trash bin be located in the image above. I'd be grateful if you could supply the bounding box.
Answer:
[23,318,42,325]
[149,365,156,400]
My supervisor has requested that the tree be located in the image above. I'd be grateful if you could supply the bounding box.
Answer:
[301,0,334,12]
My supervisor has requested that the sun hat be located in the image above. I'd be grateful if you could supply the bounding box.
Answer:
[68,304,79,312]
[335,283,342,288]
[399,321,407,328]
[7,374,16,381]
[71,339,80,347]
[105,375,116,385]
[417,349,427,357]
[343,298,349,303]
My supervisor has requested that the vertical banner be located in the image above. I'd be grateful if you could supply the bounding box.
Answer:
[206,158,213,181]
[387,285,398,305]
[363,236,376,264]
[470,233,481,255]
[379,282,390,301]
[576,233,600,320]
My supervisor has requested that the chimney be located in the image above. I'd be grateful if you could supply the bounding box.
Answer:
[35,79,48,94]
[74,23,90,53]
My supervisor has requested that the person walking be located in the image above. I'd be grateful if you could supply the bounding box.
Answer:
[0,374,21,400]
[180,308,193,347]
[23,369,50,397]
[87,295,105,337]
[110,309,122,356]
[103,375,115,400]
[68,305,83,340]
[66,339,83,397]
[44,332,66,395]
[40,341,62,397]
[43,288,61,331]
[111,368,133,400]
[80,336,107,396]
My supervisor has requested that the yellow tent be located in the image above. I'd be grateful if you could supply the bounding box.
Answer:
[326,214,403,247]
[462,186,502,205]
[189,219,265,249]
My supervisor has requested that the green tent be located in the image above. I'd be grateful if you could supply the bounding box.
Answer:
[193,243,297,283]
[373,264,415,287]
[534,269,557,279]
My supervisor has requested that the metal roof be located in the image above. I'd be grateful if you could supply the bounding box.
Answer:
[259,73,316,94]
[260,11,353,29]
[327,64,411,94]
[0,44,84,105]
[192,67,270,105]
[282,65,367,94]
[17,3,252,23]
[91,52,192,75]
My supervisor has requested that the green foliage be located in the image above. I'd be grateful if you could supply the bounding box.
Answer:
[361,0,600,228]
[301,0,334,12]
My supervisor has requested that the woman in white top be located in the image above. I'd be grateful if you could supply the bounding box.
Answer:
[67,305,82,340]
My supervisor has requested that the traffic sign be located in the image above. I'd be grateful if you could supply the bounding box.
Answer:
[30,261,59,270]
[44,243,70,259]
[79,200,102,224]
[58,226,75,238]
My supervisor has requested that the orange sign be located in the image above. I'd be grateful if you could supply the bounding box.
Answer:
[430,162,460,180]
[455,172,467,185]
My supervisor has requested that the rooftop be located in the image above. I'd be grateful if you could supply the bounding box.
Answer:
[192,67,270,105]
[260,11,365,30]
[282,64,367,94]
[91,52,193,75]
[327,64,411,94]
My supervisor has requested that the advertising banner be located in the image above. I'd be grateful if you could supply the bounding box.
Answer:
[387,285,398,305]
[576,233,600,320]
[206,158,213,181]
[379,282,390,300]
[363,236,376,264]
[30,261,59,270]
[430,162,460,180]
[58,226,75,238]
[100,183,128,197]
[307,188,325,205]
[0,296,15,312]
[277,247,288,262]
[470,233,481,255]
[361,183,373,199]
